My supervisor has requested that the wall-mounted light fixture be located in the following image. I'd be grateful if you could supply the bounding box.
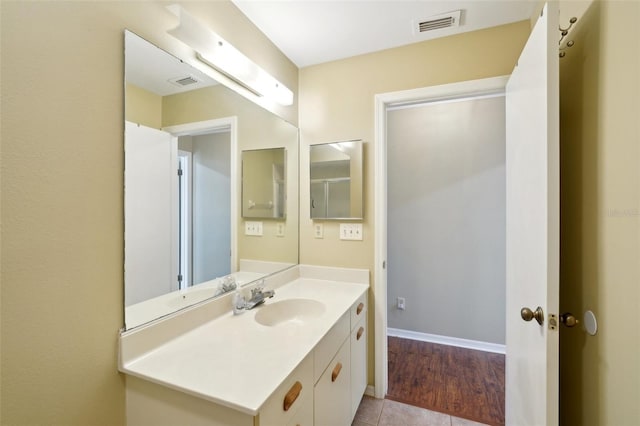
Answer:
[167,5,294,106]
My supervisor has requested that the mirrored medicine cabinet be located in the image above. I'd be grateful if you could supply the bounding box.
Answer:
[242,148,286,219]
[310,140,364,220]
[123,30,299,330]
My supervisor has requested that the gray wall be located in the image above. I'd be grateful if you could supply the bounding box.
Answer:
[387,95,506,345]
[192,132,231,283]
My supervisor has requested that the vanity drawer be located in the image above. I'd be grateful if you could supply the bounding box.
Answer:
[350,292,367,330]
[313,311,350,383]
[257,352,313,426]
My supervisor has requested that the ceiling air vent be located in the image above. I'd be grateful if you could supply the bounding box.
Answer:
[168,75,199,87]
[415,10,462,33]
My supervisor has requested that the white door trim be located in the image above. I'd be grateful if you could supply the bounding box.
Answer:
[163,117,239,273]
[373,76,509,398]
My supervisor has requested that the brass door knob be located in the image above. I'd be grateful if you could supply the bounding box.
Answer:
[560,312,579,327]
[521,306,544,325]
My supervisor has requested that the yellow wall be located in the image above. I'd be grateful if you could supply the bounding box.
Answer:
[125,83,162,129]
[163,85,300,265]
[0,1,296,424]
[559,0,640,424]
[298,20,531,383]
[5,0,636,423]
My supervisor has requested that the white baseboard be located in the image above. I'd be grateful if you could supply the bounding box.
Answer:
[364,385,375,397]
[387,327,506,354]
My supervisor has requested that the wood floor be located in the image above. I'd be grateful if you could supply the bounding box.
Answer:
[386,336,505,426]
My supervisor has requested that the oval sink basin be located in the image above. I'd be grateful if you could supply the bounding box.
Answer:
[254,298,326,327]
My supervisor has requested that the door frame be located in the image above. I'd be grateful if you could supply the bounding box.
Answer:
[177,150,193,288]
[373,76,509,398]
[163,116,239,273]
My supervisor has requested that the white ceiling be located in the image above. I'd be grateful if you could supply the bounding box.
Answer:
[126,31,219,96]
[232,0,538,68]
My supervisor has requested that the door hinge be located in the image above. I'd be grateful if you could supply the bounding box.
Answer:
[177,274,183,283]
[177,168,183,176]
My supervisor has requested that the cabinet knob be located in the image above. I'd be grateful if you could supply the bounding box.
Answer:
[331,362,342,382]
[357,326,364,341]
[283,381,302,412]
[357,302,364,315]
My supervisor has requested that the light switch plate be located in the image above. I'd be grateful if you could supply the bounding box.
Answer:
[339,223,363,240]
[245,221,263,236]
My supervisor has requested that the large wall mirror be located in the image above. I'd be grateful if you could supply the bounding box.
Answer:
[310,140,363,220]
[124,31,299,329]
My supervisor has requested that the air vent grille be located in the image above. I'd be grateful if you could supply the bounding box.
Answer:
[415,10,462,33]
[169,76,199,87]
[419,17,454,32]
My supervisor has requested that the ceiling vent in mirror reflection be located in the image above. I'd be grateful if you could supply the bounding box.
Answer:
[167,4,294,106]
[169,75,200,87]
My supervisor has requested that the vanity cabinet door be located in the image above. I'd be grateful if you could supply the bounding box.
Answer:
[313,311,349,382]
[286,391,313,426]
[257,353,313,426]
[314,338,351,426]
[350,315,367,420]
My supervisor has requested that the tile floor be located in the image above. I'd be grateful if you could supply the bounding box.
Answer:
[352,396,489,426]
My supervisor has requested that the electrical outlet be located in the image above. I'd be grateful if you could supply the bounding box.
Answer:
[339,223,363,240]
[314,223,323,239]
[276,223,285,237]
[245,221,263,236]
[397,297,406,310]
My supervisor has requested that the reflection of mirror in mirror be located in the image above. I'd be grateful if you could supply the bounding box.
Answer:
[242,148,286,218]
[310,140,363,220]
[123,31,299,330]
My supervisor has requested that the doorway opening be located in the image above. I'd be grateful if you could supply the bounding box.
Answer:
[374,77,509,423]
[164,117,238,290]
[385,92,506,424]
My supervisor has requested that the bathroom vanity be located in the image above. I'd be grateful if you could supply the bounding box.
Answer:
[119,265,369,426]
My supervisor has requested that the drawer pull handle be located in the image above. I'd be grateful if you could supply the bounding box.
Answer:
[357,302,364,315]
[357,326,364,340]
[283,381,302,412]
[331,362,343,382]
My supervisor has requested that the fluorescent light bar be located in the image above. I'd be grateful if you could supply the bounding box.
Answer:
[167,5,294,106]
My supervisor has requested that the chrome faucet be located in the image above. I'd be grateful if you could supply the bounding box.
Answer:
[247,286,275,309]
[232,281,275,315]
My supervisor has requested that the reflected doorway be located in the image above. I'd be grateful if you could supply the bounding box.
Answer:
[176,129,232,289]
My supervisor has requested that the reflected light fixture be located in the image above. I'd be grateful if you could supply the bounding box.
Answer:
[166,5,294,106]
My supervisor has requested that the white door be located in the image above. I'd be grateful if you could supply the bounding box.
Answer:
[124,121,178,307]
[505,3,559,425]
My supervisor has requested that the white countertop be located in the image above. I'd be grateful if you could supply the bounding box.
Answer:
[120,276,368,415]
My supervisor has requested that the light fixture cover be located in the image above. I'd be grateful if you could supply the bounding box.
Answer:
[167,5,294,106]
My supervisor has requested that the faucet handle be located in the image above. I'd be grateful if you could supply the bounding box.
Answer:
[251,279,266,295]
[232,292,247,315]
